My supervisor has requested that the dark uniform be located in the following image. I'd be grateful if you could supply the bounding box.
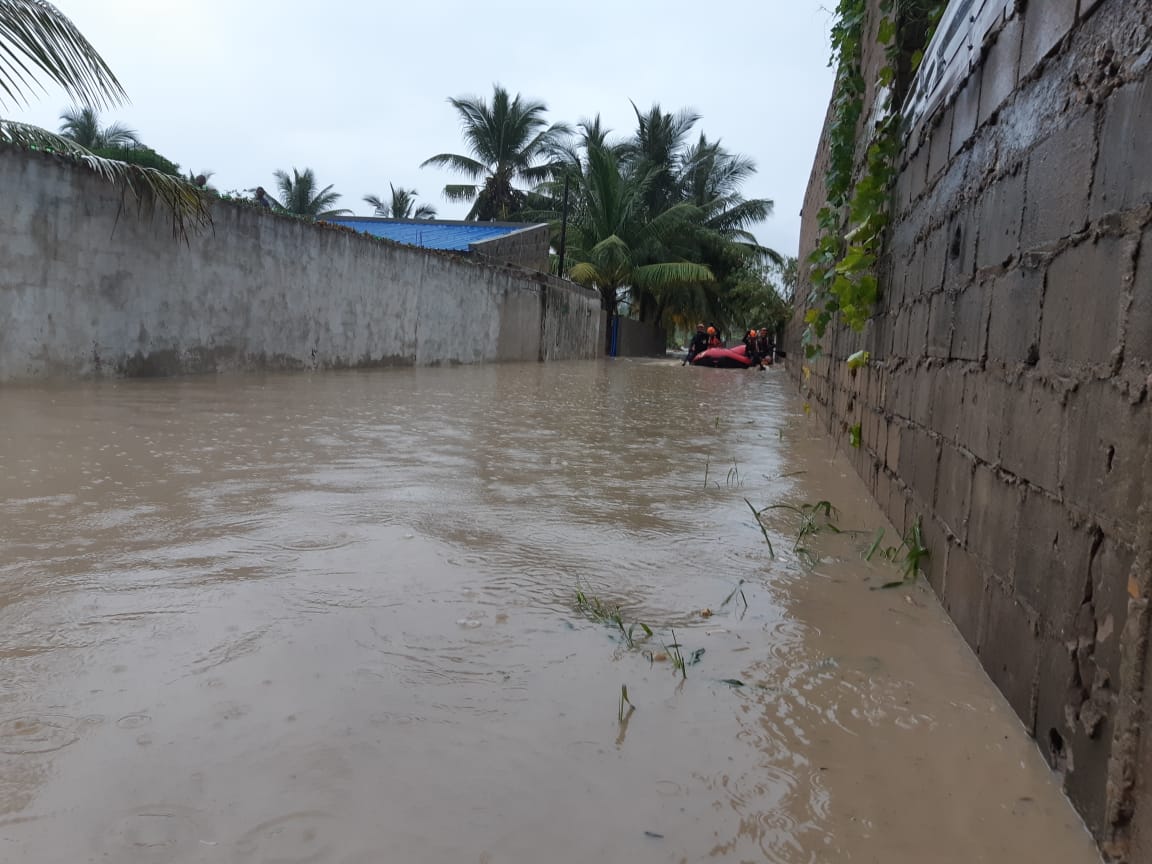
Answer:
[755,330,772,366]
[743,330,760,366]
[685,327,709,364]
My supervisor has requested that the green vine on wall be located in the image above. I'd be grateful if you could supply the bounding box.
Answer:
[803,0,945,359]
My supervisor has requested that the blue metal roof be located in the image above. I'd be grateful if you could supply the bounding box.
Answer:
[326,218,529,252]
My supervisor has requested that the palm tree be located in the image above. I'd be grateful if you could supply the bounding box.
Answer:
[622,103,701,216]
[272,168,351,218]
[0,0,209,236]
[681,134,779,260]
[364,184,436,219]
[59,106,138,149]
[562,143,713,318]
[548,114,616,175]
[421,84,570,221]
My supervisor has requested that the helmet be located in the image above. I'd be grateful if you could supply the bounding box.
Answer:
[749,330,757,337]
[707,327,716,335]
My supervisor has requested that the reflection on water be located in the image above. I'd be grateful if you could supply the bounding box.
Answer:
[0,362,1099,863]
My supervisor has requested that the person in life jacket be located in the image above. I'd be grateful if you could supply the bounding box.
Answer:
[743,329,760,366]
[706,326,722,349]
[684,323,709,365]
[756,328,773,366]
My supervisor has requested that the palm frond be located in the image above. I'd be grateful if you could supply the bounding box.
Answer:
[420,151,487,179]
[569,261,604,286]
[442,183,478,202]
[706,197,774,233]
[99,119,137,147]
[0,120,210,237]
[273,167,346,217]
[363,193,386,215]
[631,261,714,289]
[0,0,127,109]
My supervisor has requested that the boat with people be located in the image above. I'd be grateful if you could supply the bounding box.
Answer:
[683,324,775,369]
[690,343,756,368]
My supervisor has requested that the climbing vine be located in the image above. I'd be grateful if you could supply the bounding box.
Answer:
[803,0,946,358]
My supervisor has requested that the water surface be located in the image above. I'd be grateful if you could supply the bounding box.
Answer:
[0,361,1100,862]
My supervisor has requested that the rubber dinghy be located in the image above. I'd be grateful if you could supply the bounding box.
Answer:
[690,343,755,368]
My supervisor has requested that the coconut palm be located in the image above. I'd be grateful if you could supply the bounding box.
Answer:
[272,167,351,218]
[562,143,713,318]
[364,184,436,219]
[0,1,208,235]
[547,114,616,175]
[621,102,701,216]
[681,133,779,261]
[536,120,783,327]
[59,105,138,149]
[421,84,570,221]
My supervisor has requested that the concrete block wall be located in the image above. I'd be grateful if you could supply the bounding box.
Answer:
[609,316,668,358]
[0,148,602,381]
[470,223,551,272]
[788,1,1152,858]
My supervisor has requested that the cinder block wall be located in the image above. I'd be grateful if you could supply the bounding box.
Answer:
[788,1,1151,858]
[611,316,668,358]
[0,149,602,380]
[470,224,551,272]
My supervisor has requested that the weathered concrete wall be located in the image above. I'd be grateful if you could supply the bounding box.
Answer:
[789,1,1152,858]
[0,148,601,381]
[609,316,668,357]
[470,224,551,272]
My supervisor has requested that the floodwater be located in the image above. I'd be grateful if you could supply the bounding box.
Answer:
[0,361,1100,864]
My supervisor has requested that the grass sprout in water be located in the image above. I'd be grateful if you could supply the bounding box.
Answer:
[573,584,655,649]
[573,586,653,649]
[869,517,931,589]
[704,456,743,489]
[744,498,775,557]
[573,585,702,681]
[664,628,687,680]
[726,457,742,489]
[618,684,634,723]
[720,579,749,612]
[746,499,845,561]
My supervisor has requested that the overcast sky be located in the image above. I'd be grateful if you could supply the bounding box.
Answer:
[13,0,836,258]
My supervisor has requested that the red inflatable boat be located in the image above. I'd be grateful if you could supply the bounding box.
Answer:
[690,343,755,368]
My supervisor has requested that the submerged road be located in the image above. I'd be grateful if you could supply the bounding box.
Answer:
[0,361,1100,863]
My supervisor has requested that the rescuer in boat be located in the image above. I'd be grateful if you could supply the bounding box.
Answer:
[756,328,773,366]
[683,323,710,365]
[706,326,722,349]
[742,329,760,366]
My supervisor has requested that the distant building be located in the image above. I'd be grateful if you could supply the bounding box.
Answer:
[326,217,550,273]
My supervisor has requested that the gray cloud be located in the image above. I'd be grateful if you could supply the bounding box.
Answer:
[12,0,835,258]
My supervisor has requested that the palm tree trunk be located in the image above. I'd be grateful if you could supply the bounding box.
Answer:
[599,286,618,318]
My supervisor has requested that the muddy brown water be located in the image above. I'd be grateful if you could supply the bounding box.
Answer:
[0,361,1100,863]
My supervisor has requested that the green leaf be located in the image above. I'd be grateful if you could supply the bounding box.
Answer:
[0,120,210,238]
